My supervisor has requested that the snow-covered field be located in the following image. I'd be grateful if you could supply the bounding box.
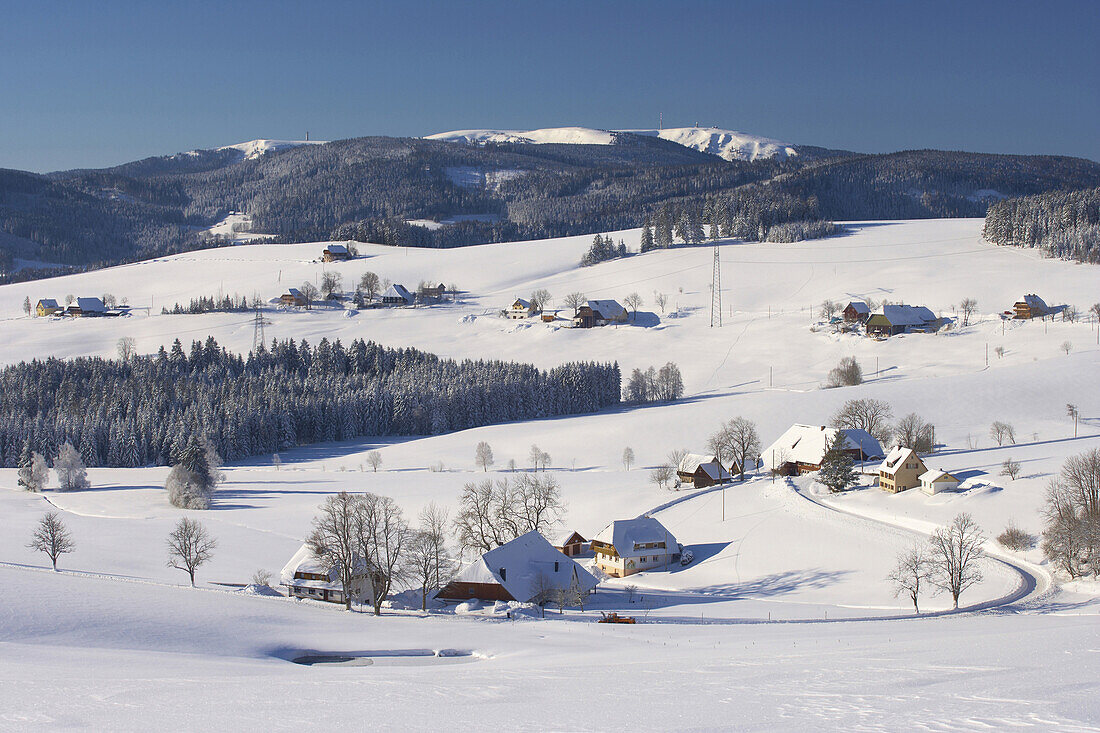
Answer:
[3,218,1100,729]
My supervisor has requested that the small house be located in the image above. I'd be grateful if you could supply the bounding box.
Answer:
[865,304,937,337]
[436,531,597,604]
[760,424,884,476]
[381,284,414,306]
[1013,294,1049,320]
[280,544,368,605]
[877,446,928,493]
[508,298,535,319]
[281,288,307,307]
[591,517,680,578]
[554,531,587,557]
[67,297,106,317]
[573,299,628,329]
[919,469,960,495]
[35,299,60,317]
[421,282,447,300]
[541,310,559,323]
[322,243,351,262]
[676,453,736,488]
[843,301,870,323]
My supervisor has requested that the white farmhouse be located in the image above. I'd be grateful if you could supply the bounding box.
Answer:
[590,517,680,578]
[919,469,960,495]
[507,297,535,319]
[280,544,369,605]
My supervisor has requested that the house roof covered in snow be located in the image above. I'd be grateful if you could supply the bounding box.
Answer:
[1017,294,1049,311]
[760,424,884,469]
[585,299,626,320]
[512,298,532,310]
[845,301,870,314]
[554,531,586,547]
[75,297,105,312]
[677,453,733,481]
[447,531,597,602]
[592,517,678,558]
[37,298,59,309]
[879,447,919,475]
[881,304,936,326]
[324,243,348,255]
[285,287,302,297]
[280,544,366,591]
[919,469,958,484]
[383,284,413,302]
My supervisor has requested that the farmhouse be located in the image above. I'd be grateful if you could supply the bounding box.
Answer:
[1013,294,1049,320]
[66,297,106,317]
[507,297,535,319]
[591,517,680,578]
[420,282,447,300]
[676,453,735,488]
[760,424,884,476]
[381,284,414,305]
[843,301,870,323]
[865,304,937,337]
[322,243,351,262]
[877,446,928,493]
[436,531,597,604]
[35,299,60,317]
[920,469,960,495]
[280,544,368,605]
[573,299,628,328]
[280,288,307,307]
[553,531,587,557]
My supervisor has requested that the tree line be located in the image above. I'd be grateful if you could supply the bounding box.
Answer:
[983,186,1100,264]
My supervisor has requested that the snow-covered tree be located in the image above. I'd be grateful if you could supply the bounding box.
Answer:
[475,441,494,472]
[166,517,217,587]
[622,446,635,471]
[54,442,89,491]
[165,435,222,509]
[22,296,31,316]
[818,431,857,493]
[28,511,74,570]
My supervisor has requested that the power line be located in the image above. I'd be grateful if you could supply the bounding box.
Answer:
[711,242,721,328]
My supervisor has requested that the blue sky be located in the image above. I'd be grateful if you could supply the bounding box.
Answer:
[2,0,1097,171]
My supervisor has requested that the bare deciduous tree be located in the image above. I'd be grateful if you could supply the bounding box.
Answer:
[819,299,840,320]
[887,546,929,613]
[406,503,454,611]
[825,357,863,388]
[529,288,551,312]
[116,337,136,362]
[357,493,410,616]
[563,292,586,315]
[959,298,978,326]
[719,417,760,479]
[622,446,635,471]
[321,272,343,300]
[654,292,668,314]
[309,491,367,611]
[1061,340,1073,355]
[894,413,933,453]
[366,451,383,472]
[990,421,1016,446]
[166,517,217,587]
[475,441,494,472]
[623,292,643,319]
[832,398,894,447]
[650,463,674,490]
[28,512,74,570]
[1001,458,1022,481]
[454,474,564,553]
[298,281,319,309]
[359,272,381,301]
[927,513,985,608]
[272,453,282,470]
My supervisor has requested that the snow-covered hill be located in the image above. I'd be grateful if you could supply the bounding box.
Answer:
[425,125,798,160]
[214,138,327,160]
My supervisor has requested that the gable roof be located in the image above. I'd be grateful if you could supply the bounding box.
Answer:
[677,453,733,481]
[919,469,958,484]
[881,304,936,326]
[382,284,413,302]
[278,543,368,590]
[554,530,586,547]
[285,287,302,297]
[585,299,626,320]
[324,243,348,255]
[448,531,597,602]
[845,301,870,314]
[761,424,884,469]
[1017,294,1048,312]
[879,446,922,475]
[592,517,677,558]
[37,298,59,308]
[75,297,105,312]
[512,298,532,310]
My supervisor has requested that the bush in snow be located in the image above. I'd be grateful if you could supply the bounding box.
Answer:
[165,435,223,510]
[825,357,863,388]
[997,523,1035,552]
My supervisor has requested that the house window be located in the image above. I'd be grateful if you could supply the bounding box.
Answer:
[499,568,507,581]
[554,561,559,572]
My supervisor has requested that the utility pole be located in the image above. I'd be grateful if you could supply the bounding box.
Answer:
[710,243,721,328]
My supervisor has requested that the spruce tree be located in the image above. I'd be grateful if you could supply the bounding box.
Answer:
[818,432,857,493]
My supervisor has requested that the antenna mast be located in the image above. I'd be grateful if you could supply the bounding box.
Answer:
[659,112,663,131]
[710,243,722,328]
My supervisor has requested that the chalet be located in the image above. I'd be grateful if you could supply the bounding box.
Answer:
[436,531,597,604]
[676,453,736,488]
[573,299,628,329]
[35,299,60,317]
[760,424,884,476]
[322,243,351,262]
[280,544,368,605]
[843,301,870,323]
[877,446,928,493]
[865,304,937,337]
[381,284,414,305]
[507,297,535,319]
[1013,294,1049,320]
[591,517,680,578]
[66,297,106,318]
[420,282,447,300]
[553,531,587,557]
[281,288,307,307]
[920,469,960,495]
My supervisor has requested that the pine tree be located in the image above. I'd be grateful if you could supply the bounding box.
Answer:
[640,223,654,252]
[818,432,857,493]
[16,441,34,490]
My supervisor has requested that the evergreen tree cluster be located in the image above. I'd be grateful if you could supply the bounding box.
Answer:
[580,234,627,266]
[0,337,620,468]
[162,294,252,315]
[982,187,1100,263]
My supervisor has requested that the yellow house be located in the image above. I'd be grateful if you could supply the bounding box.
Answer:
[36,299,61,317]
[878,447,927,493]
[591,517,680,578]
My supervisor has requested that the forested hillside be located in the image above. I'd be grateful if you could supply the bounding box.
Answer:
[3,133,1099,283]
[983,187,1100,263]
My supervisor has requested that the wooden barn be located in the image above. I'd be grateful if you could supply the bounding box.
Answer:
[1013,294,1049,320]
[280,544,370,605]
[67,297,106,318]
[573,299,627,329]
[553,531,587,557]
[843,301,870,323]
[760,424,884,476]
[436,531,597,604]
[281,288,307,307]
[381,284,414,305]
[322,243,351,262]
[865,305,937,337]
[676,453,736,488]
